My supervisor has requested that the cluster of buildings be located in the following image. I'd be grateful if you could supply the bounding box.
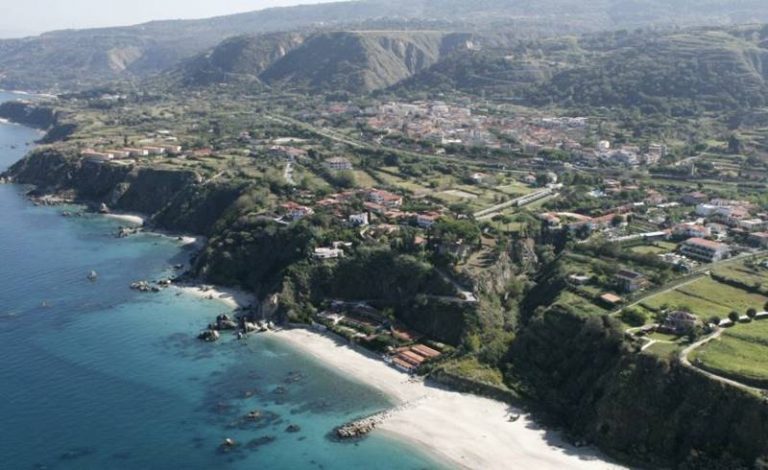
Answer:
[81,144,183,162]
[388,344,442,373]
[366,101,499,148]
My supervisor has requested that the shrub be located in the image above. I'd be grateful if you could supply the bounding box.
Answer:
[620,308,647,327]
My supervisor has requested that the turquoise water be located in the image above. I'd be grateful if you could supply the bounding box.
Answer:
[0,94,442,469]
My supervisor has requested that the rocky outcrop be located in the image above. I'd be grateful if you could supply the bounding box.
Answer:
[197,329,220,342]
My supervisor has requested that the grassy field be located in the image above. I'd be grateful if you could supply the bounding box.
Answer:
[642,277,768,318]
[691,319,768,386]
[712,258,768,287]
[555,290,609,317]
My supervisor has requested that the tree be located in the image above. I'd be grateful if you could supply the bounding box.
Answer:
[747,308,758,319]
[620,308,647,327]
[728,311,740,323]
[708,316,721,327]
[727,133,743,154]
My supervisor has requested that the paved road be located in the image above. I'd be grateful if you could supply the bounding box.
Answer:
[679,329,766,395]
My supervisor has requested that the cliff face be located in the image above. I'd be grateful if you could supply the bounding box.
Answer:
[0,101,77,143]
[4,148,242,237]
[0,101,57,129]
[509,306,768,468]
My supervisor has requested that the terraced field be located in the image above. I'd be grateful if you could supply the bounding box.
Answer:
[642,277,768,318]
[691,320,768,387]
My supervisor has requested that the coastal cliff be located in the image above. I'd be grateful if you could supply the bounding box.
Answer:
[509,306,768,468]
[3,148,243,236]
[0,101,76,143]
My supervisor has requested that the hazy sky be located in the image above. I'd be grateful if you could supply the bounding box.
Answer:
[0,0,340,38]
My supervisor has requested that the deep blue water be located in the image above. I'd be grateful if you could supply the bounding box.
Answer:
[0,93,442,469]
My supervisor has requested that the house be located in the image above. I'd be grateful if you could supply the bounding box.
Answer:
[163,145,183,155]
[568,274,592,285]
[600,293,624,306]
[107,149,131,159]
[660,311,698,334]
[680,238,730,263]
[281,202,314,221]
[314,247,345,259]
[614,269,648,293]
[416,212,441,229]
[123,147,149,157]
[644,190,666,205]
[738,218,768,233]
[314,241,351,259]
[325,157,353,171]
[348,213,369,227]
[672,224,711,240]
[682,192,708,206]
[144,146,166,156]
[368,190,403,208]
[268,145,307,160]
[470,172,488,184]
[81,149,114,162]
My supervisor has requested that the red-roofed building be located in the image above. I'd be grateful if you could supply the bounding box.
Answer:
[281,202,314,221]
[368,189,403,208]
[680,238,730,263]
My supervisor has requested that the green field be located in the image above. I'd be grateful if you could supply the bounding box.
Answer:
[555,290,609,317]
[691,320,768,386]
[642,277,768,318]
[712,258,768,287]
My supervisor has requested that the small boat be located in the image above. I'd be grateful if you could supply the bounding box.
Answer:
[87,270,98,281]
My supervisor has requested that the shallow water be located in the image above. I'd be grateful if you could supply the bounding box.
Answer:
[0,93,443,469]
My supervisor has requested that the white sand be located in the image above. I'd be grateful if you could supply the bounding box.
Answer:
[177,285,256,309]
[273,328,626,470]
[104,213,145,225]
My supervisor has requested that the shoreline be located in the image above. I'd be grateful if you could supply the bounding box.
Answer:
[176,284,256,310]
[272,328,625,470]
[104,212,145,226]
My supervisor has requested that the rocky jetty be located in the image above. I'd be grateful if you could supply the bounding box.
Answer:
[335,411,390,440]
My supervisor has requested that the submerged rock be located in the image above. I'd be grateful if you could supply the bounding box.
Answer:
[246,436,276,450]
[198,330,220,342]
[285,424,301,433]
[218,438,238,453]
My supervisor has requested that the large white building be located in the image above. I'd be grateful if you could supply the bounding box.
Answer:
[680,238,730,263]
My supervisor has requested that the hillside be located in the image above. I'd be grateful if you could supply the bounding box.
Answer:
[174,32,307,87]
[259,32,474,92]
[4,0,768,90]
[399,25,768,115]
[526,26,768,114]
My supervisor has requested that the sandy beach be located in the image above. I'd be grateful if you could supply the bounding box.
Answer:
[177,285,256,310]
[273,328,626,470]
[104,213,145,226]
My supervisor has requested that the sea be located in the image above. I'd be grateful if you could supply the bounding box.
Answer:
[0,91,443,469]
